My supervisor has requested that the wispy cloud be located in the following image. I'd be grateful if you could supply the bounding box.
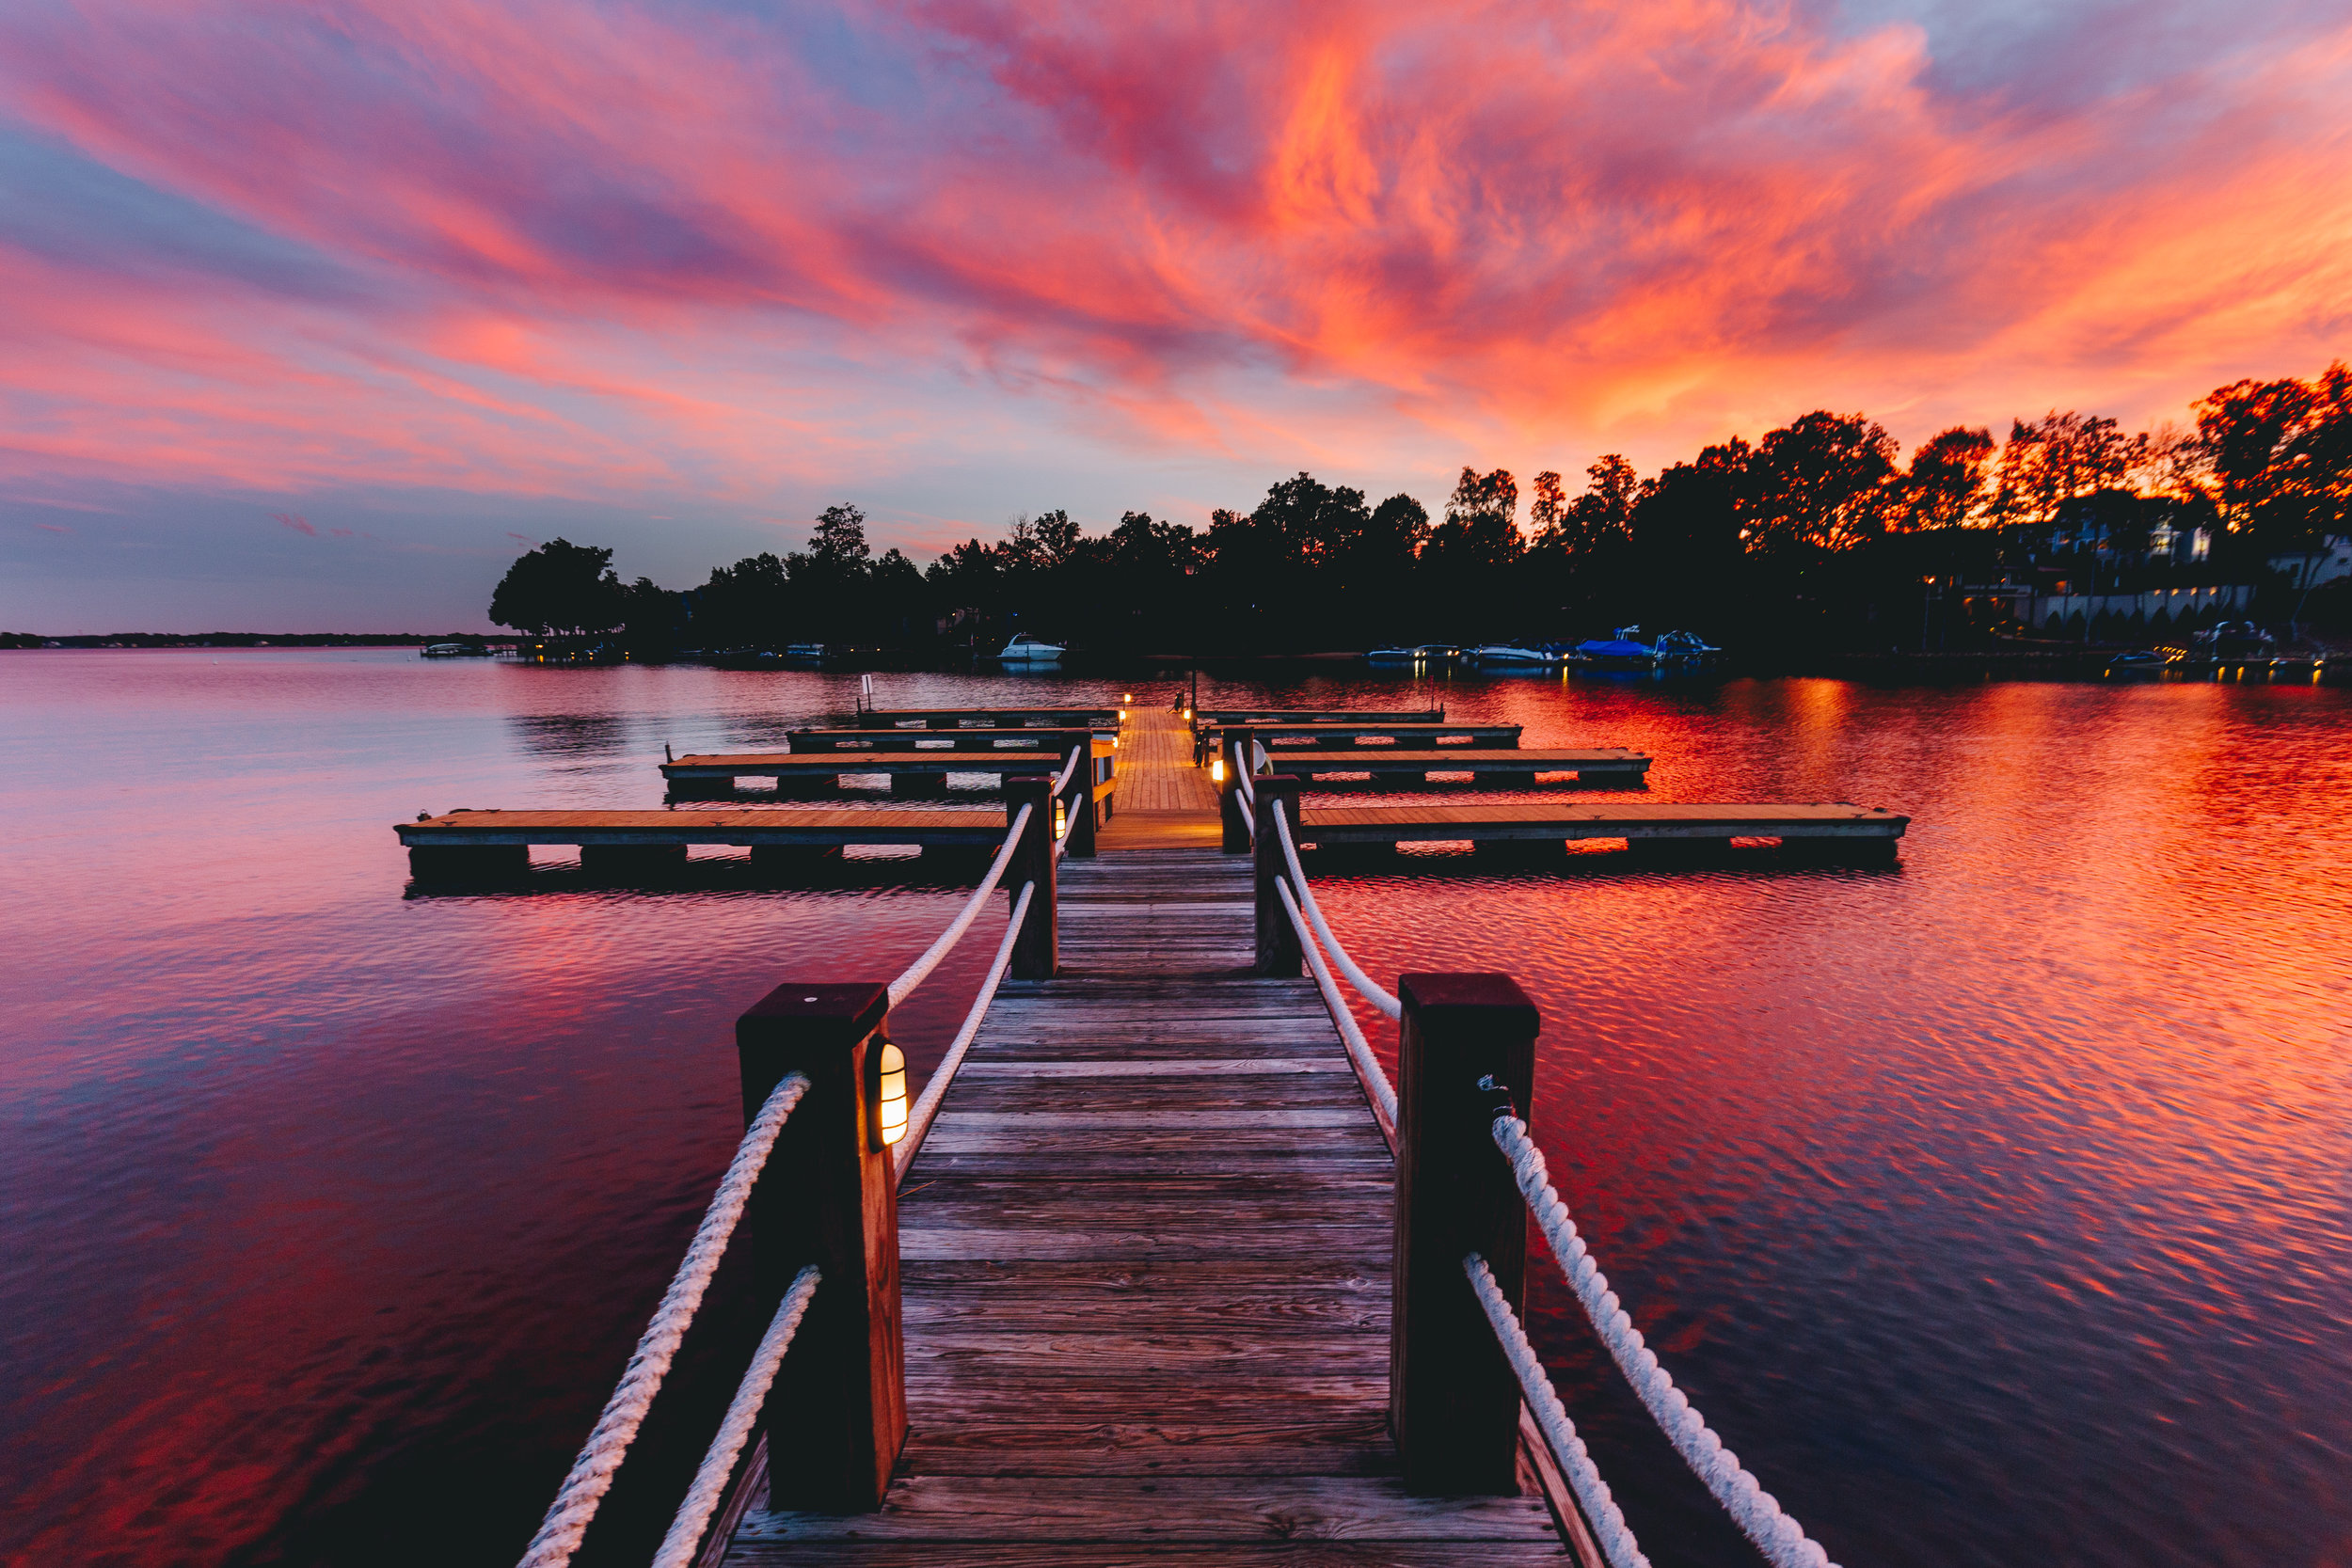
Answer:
[0,0,2346,567]
[271,512,316,536]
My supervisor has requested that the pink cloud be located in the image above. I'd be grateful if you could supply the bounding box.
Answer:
[35,522,72,533]
[0,0,2345,521]
[271,512,316,536]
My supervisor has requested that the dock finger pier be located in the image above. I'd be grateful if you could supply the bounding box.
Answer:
[408,696,1901,1568]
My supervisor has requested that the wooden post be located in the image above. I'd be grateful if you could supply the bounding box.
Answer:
[1064,746,1098,858]
[1252,776,1303,975]
[735,982,905,1512]
[1005,776,1057,978]
[1218,733,1249,852]
[1391,973,1538,1495]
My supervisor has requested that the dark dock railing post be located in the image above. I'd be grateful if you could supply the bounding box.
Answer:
[1218,733,1249,852]
[1252,776,1303,975]
[1060,736,1098,859]
[1391,973,1539,1495]
[1006,775,1057,978]
[735,982,905,1512]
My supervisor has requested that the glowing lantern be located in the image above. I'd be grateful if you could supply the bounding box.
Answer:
[873,1041,908,1147]
[1056,795,1069,840]
[1210,754,1225,783]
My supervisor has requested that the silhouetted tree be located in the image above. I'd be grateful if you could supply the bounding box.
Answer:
[1746,412,1899,551]
[1902,427,1995,529]
[1993,412,2137,528]
[490,538,623,637]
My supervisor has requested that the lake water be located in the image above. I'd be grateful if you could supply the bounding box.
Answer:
[3,651,2348,1567]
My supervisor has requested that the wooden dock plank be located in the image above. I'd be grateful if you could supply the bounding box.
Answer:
[726,1544,1566,1566]
[738,1476,1560,1544]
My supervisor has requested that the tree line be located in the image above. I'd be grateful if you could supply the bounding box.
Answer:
[489,362,2352,656]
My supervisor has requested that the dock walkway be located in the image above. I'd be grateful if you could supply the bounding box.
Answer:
[716,705,1577,1563]
[722,844,1572,1564]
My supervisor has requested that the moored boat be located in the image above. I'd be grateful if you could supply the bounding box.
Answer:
[1574,626,1657,669]
[1469,643,1561,666]
[997,633,1066,663]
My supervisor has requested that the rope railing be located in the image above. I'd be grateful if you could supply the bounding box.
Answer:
[516,1070,814,1568]
[1465,1254,1650,1568]
[1490,1112,1838,1568]
[885,801,1033,1008]
[1272,801,1401,1020]
[896,879,1034,1176]
[650,1263,822,1568]
[1275,879,1398,1140]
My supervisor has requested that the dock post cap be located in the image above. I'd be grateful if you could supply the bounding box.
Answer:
[740,980,888,1038]
[1398,973,1538,1026]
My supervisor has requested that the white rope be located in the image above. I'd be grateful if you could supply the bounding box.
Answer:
[1052,743,1084,798]
[1491,1114,1838,1568]
[650,1264,822,1568]
[516,1070,814,1568]
[1464,1254,1651,1568]
[1274,800,1402,1019]
[885,802,1032,1008]
[896,880,1033,1176]
[1276,879,1399,1139]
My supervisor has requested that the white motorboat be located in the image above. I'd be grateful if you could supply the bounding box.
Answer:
[997,634,1066,663]
[1469,644,1560,666]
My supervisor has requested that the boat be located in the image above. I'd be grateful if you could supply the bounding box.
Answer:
[2106,649,2174,677]
[1651,630,1723,663]
[2189,622,2276,662]
[1573,626,1657,670]
[420,642,491,657]
[780,642,826,664]
[1468,644,1561,667]
[1364,646,1420,664]
[996,634,1066,663]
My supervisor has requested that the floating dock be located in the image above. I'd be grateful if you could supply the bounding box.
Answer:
[1263,748,1650,788]
[664,740,1115,800]
[789,726,1107,752]
[855,705,1120,730]
[1299,800,1907,854]
[1194,706,1445,725]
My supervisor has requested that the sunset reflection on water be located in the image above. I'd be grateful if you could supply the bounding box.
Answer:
[2,652,2347,1568]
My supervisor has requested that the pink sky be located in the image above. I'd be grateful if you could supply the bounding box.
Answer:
[3,0,2349,628]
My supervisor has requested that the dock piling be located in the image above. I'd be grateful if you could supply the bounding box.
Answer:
[1062,752,1098,858]
[734,982,906,1512]
[1391,973,1538,1496]
[1006,776,1057,978]
[1252,776,1304,975]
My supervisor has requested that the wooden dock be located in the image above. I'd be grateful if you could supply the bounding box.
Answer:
[664,741,1115,801]
[496,703,1898,1567]
[1259,749,1650,788]
[856,705,1120,730]
[1201,722,1523,763]
[1298,800,1907,853]
[790,727,1109,752]
[1195,707,1445,725]
[718,845,1583,1565]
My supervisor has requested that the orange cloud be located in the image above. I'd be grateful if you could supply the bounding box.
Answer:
[0,0,2346,532]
